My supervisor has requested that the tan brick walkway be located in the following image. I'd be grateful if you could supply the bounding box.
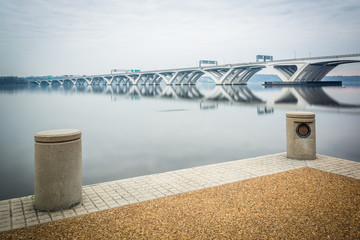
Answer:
[0,153,359,232]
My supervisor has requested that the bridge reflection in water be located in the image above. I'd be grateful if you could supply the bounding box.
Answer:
[30,84,360,114]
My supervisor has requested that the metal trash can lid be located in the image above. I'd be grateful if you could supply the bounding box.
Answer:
[286,112,315,119]
[35,129,81,143]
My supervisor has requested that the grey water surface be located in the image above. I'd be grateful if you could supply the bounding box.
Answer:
[0,81,360,200]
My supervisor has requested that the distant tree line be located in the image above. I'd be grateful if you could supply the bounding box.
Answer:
[0,76,28,85]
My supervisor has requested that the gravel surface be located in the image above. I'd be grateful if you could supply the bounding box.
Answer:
[1,167,359,239]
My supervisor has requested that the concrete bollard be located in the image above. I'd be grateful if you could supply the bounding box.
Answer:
[286,112,316,160]
[34,129,82,211]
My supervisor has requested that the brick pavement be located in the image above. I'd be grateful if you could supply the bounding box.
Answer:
[1,153,359,232]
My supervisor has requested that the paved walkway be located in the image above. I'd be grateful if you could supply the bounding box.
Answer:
[1,153,359,232]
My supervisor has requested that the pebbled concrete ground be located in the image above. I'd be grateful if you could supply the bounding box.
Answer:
[1,167,359,239]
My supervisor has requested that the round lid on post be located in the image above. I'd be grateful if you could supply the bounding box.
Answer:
[34,129,81,143]
[286,112,315,119]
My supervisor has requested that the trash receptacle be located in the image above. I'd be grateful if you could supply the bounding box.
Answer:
[286,112,316,160]
[34,129,82,211]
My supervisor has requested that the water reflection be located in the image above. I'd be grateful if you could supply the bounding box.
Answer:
[273,87,360,109]
[1,83,360,200]
[18,85,360,108]
[257,106,274,115]
[200,102,218,110]
[205,85,264,103]
[6,84,358,113]
[160,85,204,99]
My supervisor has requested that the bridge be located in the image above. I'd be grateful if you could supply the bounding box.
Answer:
[31,54,360,86]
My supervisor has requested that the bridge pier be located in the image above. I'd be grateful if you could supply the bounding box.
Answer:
[269,60,360,83]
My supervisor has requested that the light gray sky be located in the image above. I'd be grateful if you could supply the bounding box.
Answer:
[0,0,360,76]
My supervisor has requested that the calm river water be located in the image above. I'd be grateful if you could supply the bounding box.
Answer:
[1,80,360,200]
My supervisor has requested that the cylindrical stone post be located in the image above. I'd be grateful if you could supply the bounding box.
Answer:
[286,112,316,160]
[34,129,82,211]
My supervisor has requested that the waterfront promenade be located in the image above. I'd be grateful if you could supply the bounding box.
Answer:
[0,152,359,238]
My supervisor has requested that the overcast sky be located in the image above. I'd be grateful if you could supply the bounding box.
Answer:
[0,0,359,76]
